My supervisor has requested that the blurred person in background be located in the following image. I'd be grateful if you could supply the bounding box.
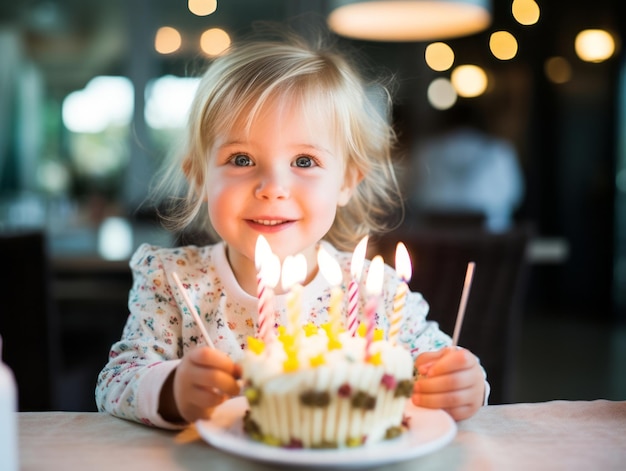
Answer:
[407,104,524,232]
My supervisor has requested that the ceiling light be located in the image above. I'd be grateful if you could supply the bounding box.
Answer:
[328,0,492,42]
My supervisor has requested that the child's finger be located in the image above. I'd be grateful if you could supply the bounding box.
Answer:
[414,368,478,394]
[415,348,447,376]
[189,347,240,377]
[423,347,476,377]
[199,369,241,397]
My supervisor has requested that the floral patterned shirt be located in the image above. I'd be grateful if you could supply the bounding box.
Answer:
[95,240,454,429]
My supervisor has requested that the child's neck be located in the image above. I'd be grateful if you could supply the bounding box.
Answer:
[224,243,319,297]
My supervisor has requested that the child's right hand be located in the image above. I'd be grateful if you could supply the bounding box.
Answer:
[160,347,241,424]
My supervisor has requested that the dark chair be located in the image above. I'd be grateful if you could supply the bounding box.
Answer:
[370,223,534,404]
[0,230,60,411]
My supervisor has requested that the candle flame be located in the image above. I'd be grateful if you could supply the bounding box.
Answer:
[318,246,342,286]
[350,235,368,279]
[256,235,280,288]
[281,253,307,290]
[395,242,412,282]
[365,255,384,297]
[255,235,272,270]
[263,253,281,288]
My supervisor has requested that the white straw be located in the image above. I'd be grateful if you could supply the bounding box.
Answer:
[452,262,476,347]
[172,272,215,349]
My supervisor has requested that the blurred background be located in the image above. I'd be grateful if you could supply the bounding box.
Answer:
[0,0,624,411]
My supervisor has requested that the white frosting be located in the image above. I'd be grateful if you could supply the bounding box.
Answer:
[240,326,414,448]
[241,329,412,386]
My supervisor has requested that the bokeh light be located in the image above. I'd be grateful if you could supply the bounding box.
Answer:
[512,0,540,26]
[427,77,457,110]
[188,0,217,16]
[489,31,518,60]
[575,29,616,63]
[200,28,231,56]
[451,65,488,98]
[154,26,182,55]
[425,42,455,71]
[545,56,572,84]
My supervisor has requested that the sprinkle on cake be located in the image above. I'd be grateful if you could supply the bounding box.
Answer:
[240,322,414,448]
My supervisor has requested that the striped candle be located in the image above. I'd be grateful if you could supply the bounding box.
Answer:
[389,242,412,345]
[255,236,279,343]
[257,253,280,343]
[390,281,408,344]
[348,236,368,336]
[364,255,384,359]
[364,295,377,359]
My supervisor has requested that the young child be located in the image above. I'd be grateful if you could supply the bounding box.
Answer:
[95,31,487,429]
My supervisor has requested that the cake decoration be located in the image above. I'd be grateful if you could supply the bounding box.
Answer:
[239,237,415,449]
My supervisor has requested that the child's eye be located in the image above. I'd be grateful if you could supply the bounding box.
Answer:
[230,154,253,167]
[293,156,316,168]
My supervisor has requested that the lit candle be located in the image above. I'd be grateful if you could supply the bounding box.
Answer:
[255,236,280,343]
[364,255,384,359]
[348,236,368,336]
[390,242,412,345]
[317,246,344,334]
[281,254,307,339]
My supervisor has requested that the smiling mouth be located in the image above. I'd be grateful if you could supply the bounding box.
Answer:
[252,219,289,226]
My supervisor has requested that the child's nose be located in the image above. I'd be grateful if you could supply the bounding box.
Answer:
[255,169,290,200]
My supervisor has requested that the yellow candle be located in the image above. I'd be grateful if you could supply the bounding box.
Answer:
[390,281,408,344]
[328,286,342,334]
[389,242,412,345]
[281,254,307,342]
[287,282,303,336]
[317,246,344,335]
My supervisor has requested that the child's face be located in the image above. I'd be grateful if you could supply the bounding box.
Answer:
[205,99,357,276]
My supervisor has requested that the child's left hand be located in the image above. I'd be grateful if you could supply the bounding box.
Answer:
[412,347,485,421]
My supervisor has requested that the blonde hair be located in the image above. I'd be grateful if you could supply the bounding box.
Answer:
[154,30,403,251]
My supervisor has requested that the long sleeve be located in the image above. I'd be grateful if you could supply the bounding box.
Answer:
[95,242,257,428]
[96,241,488,429]
[95,244,191,428]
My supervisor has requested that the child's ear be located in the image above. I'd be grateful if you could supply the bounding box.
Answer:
[182,156,203,189]
[337,166,363,207]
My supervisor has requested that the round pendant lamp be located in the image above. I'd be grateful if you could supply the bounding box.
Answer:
[328,0,492,42]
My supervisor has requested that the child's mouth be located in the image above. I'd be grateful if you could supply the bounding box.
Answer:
[251,219,289,226]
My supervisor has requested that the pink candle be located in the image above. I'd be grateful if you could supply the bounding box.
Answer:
[364,255,384,359]
[348,236,368,336]
[364,296,377,358]
[390,242,412,345]
[255,236,279,343]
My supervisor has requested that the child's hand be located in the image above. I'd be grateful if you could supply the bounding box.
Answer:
[160,347,241,424]
[412,347,485,421]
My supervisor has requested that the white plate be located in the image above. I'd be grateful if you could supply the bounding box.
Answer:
[196,396,457,468]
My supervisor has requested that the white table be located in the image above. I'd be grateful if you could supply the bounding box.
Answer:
[18,400,626,470]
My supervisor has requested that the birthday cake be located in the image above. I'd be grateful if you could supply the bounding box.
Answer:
[240,324,414,448]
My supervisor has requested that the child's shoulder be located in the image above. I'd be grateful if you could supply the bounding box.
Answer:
[130,241,223,268]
